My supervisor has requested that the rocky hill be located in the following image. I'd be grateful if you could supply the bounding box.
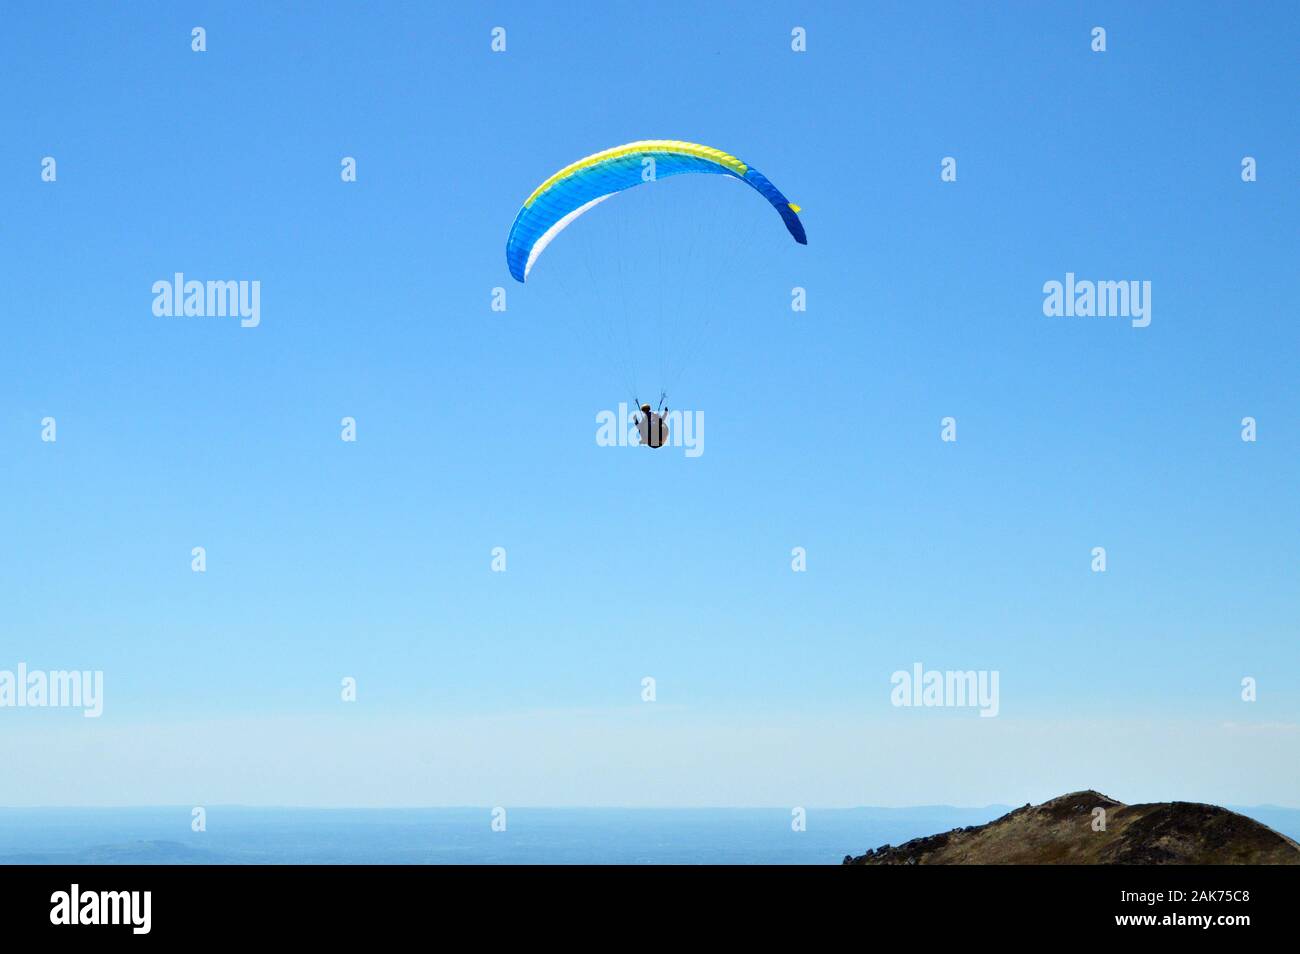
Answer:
[843,790,1300,865]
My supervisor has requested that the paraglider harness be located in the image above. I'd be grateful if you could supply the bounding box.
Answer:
[635,392,670,449]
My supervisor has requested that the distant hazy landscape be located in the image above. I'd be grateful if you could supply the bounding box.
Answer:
[2,805,1298,865]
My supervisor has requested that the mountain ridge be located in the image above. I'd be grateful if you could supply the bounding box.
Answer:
[843,790,1300,865]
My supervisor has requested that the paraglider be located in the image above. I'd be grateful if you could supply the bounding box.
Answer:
[633,401,670,449]
[505,140,805,441]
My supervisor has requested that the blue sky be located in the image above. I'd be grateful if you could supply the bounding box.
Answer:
[1,2,1297,808]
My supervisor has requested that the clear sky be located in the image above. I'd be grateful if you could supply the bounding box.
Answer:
[2,2,1297,808]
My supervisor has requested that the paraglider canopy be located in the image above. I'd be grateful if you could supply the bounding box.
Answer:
[505,139,806,282]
